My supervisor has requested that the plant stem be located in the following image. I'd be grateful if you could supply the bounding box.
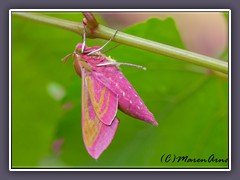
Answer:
[95,25,228,74]
[13,12,82,35]
[13,12,228,74]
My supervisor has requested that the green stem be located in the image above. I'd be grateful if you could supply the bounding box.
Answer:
[13,12,82,35]
[13,12,228,74]
[95,25,228,74]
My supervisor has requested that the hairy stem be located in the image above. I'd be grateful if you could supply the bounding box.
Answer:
[13,12,228,74]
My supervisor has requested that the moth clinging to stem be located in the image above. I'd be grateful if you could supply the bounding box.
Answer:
[63,18,158,159]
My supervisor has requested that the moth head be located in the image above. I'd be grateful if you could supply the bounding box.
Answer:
[75,43,84,54]
[62,43,84,64]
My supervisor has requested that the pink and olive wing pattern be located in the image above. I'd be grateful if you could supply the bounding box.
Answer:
[81,70,119,159]
[86,74,118,125]
[93,67,158,126]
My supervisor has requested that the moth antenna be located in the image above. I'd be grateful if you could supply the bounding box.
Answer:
[87,30,118,56]
[62,53,73,64]
[96,62,147,70]
[81,23,86,54]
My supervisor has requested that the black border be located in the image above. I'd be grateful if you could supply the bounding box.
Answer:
[1,0,239,179]
[10,9,230,171]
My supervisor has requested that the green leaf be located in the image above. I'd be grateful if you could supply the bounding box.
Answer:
[11,13,84,167]
[12,13,228,168]
[221,12,229,61]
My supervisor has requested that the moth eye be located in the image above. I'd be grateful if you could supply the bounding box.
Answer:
[76,48,82,54]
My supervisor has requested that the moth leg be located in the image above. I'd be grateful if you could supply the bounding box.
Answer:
[96,61,147,70]
[81,23,86,54]
[101,44,121,54]
[87,30,118,56]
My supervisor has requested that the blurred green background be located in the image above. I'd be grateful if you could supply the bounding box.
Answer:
[11,12,229,168]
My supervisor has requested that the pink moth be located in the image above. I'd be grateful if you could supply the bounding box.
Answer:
[64,24,158,159]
